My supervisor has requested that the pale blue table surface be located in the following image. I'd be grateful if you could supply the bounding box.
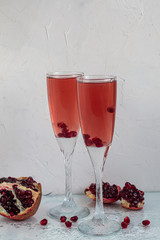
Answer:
[0,192,159,240]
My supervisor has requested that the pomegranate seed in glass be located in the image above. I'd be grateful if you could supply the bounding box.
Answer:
[77,75,120,236]
[46,72,89,219]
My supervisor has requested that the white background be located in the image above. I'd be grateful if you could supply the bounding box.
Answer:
[0,0,160,195]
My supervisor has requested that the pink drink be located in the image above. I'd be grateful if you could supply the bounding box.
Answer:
[47,76,80,138]
[77,80,116,147]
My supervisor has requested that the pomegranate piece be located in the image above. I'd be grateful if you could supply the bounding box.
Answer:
[0,177,41,220]
[119,182,144,210]
[70,216,78,222]
[124,216,130,224]
[40,218,48,226]
[85,182,121,204]
[60,216,67,222]
[142,220,150,226]
[65,221,72,228]
[121,221,128,229]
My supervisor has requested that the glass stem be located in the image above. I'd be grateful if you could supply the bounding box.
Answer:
[88,146,109,222]
[62,155,76,208]
[93,162,104,221]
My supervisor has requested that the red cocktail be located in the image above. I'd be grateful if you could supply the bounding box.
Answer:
[77,75,120,236]
[47,72,89,219]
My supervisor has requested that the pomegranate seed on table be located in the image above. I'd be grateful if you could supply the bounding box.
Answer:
[60,216,67,222]
[121,221,128,229]
[40,219,48,226]
[142,220,150,226]
[70,216,78,222]
[65,221,72,228]
[124,216,130,224]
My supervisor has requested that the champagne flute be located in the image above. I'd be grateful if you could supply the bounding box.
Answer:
[47,72,89,219]
[77,75,120,236]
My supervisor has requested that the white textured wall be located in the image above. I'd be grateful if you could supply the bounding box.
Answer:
[0,0,160,194]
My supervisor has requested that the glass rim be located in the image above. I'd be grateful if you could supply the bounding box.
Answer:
[77,75,116,83]
[46,71,84,79]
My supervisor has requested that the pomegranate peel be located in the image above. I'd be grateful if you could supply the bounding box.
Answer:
[0,177,42,220]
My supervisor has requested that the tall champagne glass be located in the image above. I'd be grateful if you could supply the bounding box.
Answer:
[77,75,120,235]
[47,72,89,219]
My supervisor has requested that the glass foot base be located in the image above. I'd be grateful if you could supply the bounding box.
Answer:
[78,216,121,236]
[49,205,90,220]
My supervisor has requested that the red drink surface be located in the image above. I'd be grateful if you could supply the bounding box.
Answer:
[47,76,80,137]
[77,80,116,147]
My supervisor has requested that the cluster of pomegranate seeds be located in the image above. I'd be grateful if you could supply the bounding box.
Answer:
[0,177,38,192]
[0,177,17,184]
[20,177,38,192]
[92,137,103,147]
[40,218,48,226]
[83,134,104,147]
[103,182,119,199]
[119,182,144,208]
[121,216,130,229]
[88,183,96,195]
[57,122,77,138]
[87,182,119,199]
[0,189,20,216]
[142,220,150,226]
[60,215,78,228]
[13,185,34,208]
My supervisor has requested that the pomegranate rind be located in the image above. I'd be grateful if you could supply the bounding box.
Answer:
[0,177,42,220]
[121,198,144,210]
[85,185,121,204]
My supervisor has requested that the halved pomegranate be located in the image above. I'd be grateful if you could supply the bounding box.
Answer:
[0,177,42,220]
[85,182,121,203]
[119,182,144,210]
